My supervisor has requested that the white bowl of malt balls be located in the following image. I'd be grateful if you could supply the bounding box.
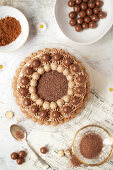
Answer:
[55,0,113,45]
[0,6,29,52]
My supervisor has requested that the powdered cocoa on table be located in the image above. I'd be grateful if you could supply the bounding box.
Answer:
[70,156,82,167]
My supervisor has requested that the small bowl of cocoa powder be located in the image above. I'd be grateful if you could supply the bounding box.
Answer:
[0,6,29,52]
[72,124,113,166]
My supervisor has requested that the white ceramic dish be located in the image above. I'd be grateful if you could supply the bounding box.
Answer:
[0,6,29,52]
[55,0,113,45]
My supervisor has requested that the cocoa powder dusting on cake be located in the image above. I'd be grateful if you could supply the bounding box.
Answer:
[37,70,68,102]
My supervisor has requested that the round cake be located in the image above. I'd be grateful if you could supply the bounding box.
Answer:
[13,48,90,126]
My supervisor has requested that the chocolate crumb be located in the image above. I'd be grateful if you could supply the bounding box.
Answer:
[37,70,68,102]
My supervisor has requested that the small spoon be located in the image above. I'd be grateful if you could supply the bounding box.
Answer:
[10,124,51,169]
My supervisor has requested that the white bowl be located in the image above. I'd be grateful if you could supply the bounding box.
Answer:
[55,0,113,45]
[0,6,29,52]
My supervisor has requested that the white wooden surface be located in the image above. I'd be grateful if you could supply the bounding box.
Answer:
[0,1,113,170]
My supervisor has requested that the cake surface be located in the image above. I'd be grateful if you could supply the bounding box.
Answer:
[13,48,90,126]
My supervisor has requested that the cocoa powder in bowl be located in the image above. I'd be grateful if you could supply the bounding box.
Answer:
[0,17,21,46]
[37,70,68,102]
[79,132,103,159]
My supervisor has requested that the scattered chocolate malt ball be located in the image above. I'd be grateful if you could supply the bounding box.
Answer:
[11,152,18,160]
[16,158,24,165]
[10,150,26,165]
[18,151,26,158]
[40,147,48,154]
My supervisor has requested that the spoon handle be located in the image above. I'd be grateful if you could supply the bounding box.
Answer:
[25,139,51,169]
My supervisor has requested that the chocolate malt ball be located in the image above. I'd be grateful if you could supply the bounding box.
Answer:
[79,11,86,18]
[75,25,82,32]
[69,19,77,26]
[40,147,48,154]
[25,67,34,76]
[80,3,87,11]
[63,58,72,66]
[76,86,85,94]
[86,8,93,16]
[69,11,77,19]
[72,97,80,105]
[77,17,84,25]
[82,23,88,30]
[20,77,29,85]
[19,87,28,96]
[71,64,80,72]
[41,54,51,62]
[18,151,26,158]
[98,11,107,19]
[73,5,80,13]
[31,59,40,69]
[68,0,76,7]
[23,98,31,106]
[11,152,18,160]
[93,7,100,15]
[38,110,48,119]
[91,15,99,22]
[89,21,97,29]
[84,16,91,23]
[63,106,72,114]
[16,158,24,165]
[52,53,62,61]
[76,0,82,5]
[88,1,95,9]
[95,0,103,7]
[76,75,86,83]
[31,105,39,113]
[52,111,60,119]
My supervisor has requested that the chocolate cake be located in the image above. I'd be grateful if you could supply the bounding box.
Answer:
[13,48,90,126]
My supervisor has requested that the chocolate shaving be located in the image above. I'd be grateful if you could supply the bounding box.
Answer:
[37,70,68,102]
